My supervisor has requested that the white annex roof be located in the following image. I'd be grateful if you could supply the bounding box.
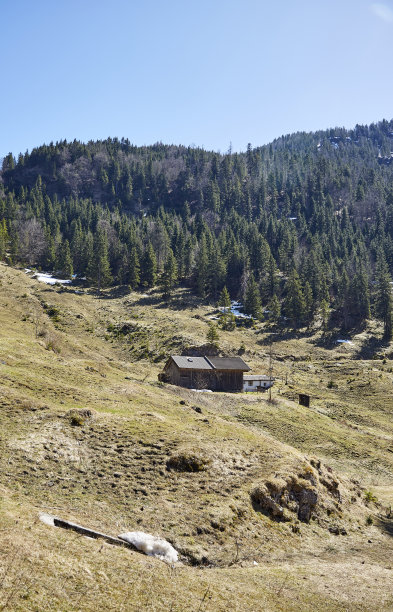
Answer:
[243,375,275,381]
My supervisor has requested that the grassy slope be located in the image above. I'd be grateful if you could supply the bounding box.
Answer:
[0,263,392,611]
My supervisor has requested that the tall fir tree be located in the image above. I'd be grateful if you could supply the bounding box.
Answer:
[375,255,393,339]
[128,246,141,290]
[218,286,231,309]
[161,248,177,298]
[141,242,157,288]
[88,227,112,293]
[285,268,306,327]
[244,274,262,319]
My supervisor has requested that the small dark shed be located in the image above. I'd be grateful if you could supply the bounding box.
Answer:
[299,393,310,408]
[158,355,250,392]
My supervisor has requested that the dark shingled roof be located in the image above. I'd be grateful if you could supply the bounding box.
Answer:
[171,356,212,370]
[206,357,250,371]
[169,355,250,371]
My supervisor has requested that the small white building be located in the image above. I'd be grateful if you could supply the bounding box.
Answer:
[243,374,274,392]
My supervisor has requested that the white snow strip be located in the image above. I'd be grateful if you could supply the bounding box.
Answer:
[39,512,55,526]
[24,268,32,273]
[33,272,72,285]
[118,531,178,563]
[191,389,213,393]
[336,339,353,345]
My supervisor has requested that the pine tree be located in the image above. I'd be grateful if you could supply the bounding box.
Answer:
[141,242,157,288]
[161,248,177,298]
[320,299,329,331]
[244,274,262,319]
[303,281,314,325]
[375,255,393,339]
[196,236,209,297]
[206,322,219,348]
[218,286,231,310]
[88,227,112,293]
[285,268,306,327]
[60,239,73,278]
[268,294,281,323]
[0,224,6,260]
[129,246,140,290]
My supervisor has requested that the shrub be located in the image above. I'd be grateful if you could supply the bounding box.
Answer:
[364,490,378,504]
[166,451,211,472]
[67,409,92,427]
[68,411,85,426]
[44,332,61,354]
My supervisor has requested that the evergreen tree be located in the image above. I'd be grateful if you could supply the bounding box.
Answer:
[141,242,157,288]
[285,268,306,327]
[60,239,73,278]
[88,227,112,293]
[375,255,393,339]
[161,248,177,298]
[129,246,141,290]
[320,299,330,331]
[0,223,6,260]
[206,322,219,348]
[303,281,314,325]
[195,236,209,297]
[244,274,262,319]
[218,286,231,309]
[268,294,281,323]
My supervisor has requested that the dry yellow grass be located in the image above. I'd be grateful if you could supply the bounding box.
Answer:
[1,262,393,611]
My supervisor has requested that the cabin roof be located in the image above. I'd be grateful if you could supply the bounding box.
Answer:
[169,355,250,371]
[243,374,275,381]
[207,356,250,371]
[171,356,212,370]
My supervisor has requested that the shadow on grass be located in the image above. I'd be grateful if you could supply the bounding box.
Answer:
[312,331,343,349]
[354,335,389,360]
[257,327,316,346]
[375,516,393,537]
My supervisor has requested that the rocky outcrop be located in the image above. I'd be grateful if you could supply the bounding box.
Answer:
[251,459,345,525]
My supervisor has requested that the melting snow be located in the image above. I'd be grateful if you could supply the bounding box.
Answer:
[118,531,178,563]
[33,272,72,285]
[221,300,252,319]
[39,512,55,526]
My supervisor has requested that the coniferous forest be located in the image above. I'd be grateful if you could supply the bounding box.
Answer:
[2,119,393,335]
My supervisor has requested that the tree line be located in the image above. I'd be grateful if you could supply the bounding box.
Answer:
[1,119,393,336]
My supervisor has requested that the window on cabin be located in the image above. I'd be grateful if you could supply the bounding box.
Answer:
[248,381,253,386]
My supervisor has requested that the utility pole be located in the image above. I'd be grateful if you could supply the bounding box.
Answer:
[268,341,273,402]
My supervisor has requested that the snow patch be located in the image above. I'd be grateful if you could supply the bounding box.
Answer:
[32,272,72,285]
[336,339,353,345]
[118,531,178,563]
[191,388,213,393]
[39,512,55,526]
[227,300,252,319]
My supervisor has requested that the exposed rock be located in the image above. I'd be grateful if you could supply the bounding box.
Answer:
[251,474,318,523]
[250,458,356,528]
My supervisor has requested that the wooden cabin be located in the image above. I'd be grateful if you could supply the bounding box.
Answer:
[158,355,250,391]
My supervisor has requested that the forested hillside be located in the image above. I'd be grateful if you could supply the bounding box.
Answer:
[2,119,393,334]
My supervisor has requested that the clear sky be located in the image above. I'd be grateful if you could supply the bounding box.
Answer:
[1,0,393,157]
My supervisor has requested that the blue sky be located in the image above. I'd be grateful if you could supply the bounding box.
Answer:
[1,0,393,156]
